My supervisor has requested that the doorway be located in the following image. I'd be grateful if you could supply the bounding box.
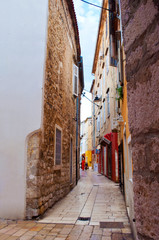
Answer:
[70,138,73,184]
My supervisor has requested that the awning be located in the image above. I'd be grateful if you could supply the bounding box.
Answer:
[104,133,112,141]
[99,137,111,145]
[99,133,112,146]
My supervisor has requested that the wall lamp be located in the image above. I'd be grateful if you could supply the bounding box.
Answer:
[93,95,102,103]
[82,92,100,108]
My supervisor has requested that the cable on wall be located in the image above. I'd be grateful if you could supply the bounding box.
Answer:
[80,0,113,12]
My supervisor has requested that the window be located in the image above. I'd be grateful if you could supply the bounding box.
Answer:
[55,126,62,165]
[73,64,78,96]
[104,100,106,123]
[107,92,110,116]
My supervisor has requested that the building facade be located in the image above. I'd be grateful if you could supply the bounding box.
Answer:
[80,117,92,168]
[0,0,84,220]
[91,0,120,183]
[90,0,135,238]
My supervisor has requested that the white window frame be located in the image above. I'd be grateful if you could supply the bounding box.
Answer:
[54,124,62,166]
[73,64,79,96]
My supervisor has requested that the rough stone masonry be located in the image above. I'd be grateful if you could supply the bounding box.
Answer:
[26,0,82,220]
[120,1,159,240]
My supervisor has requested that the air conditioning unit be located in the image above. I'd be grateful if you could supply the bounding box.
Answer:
[111,118,118,131]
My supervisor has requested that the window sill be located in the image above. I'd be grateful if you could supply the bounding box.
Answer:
[53,165,61,171]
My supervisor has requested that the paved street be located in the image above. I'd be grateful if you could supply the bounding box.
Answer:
[0,170,133,239]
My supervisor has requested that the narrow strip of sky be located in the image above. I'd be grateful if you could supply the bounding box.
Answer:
[74,0,102,121]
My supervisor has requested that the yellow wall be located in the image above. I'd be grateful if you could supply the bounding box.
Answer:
[119,49,132,178]
[85,150,92,167]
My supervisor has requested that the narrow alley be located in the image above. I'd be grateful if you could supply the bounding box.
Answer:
[0,170,133,240]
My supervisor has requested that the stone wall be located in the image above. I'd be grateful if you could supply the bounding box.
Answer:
[26,130,42,218]
[26,0,81,219]
[120,1,159,239]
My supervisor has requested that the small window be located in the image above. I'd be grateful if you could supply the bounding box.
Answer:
[55,126,62,165]
[73,64,78,96]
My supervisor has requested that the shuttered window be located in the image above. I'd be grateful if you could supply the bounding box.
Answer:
[73,64,78,96]
[55,127,62,165]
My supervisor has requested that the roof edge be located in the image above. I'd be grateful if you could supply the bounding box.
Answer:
[92,0,107,74]
[66,0,81,59]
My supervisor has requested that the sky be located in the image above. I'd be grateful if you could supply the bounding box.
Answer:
[73,0,102,122]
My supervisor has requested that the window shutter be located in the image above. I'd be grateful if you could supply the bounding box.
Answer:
[73,64,78,96]
[55,128,61,165]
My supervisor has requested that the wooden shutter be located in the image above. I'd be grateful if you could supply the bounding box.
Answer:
[55,128,61,165]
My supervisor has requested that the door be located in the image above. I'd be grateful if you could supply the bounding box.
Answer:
[119,142,124,195]
[101,147,104,175]
[70,139,73,184]
[104,146,107,176]
[107,144,112,179]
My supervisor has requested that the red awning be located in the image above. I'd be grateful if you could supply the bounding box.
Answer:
[104,133,112,142]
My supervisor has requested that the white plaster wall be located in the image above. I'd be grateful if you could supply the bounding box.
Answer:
[0,0,48,219]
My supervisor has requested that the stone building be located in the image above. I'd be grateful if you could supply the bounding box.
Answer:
[91,0,120,182]
[120,1,159,239]
[90,0,135,238]
[80,117,92,168]
[0,0,84,220]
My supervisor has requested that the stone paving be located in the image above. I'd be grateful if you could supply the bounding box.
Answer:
[0,169,133,239]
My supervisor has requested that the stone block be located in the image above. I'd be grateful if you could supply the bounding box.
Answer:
[122,0,158,52]
[133,176,159,239]
[127,60,159,137]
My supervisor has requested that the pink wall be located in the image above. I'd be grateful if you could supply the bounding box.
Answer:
[120,1,159,239]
